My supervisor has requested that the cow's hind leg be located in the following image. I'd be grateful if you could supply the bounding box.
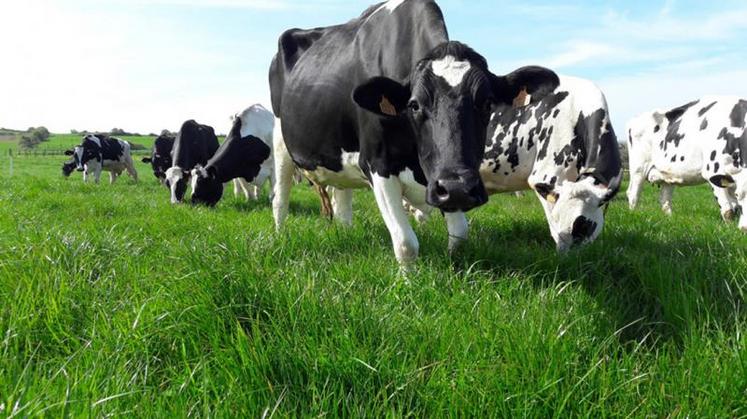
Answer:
[372,174,419,266]
[331,187,353,226]
[126,161,138,182]
[110,171,118,184]
[659,184,674,216]
[272,119,294,230]
[627,171,646,210]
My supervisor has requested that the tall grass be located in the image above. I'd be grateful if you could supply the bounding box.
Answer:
[0,153,745,417]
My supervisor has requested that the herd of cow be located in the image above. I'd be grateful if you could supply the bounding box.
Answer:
[59,0,747,266]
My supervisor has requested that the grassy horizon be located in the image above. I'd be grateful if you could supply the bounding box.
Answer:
[0,152,745,417]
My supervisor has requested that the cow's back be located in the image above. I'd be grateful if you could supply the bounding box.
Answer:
[482,75,619,193]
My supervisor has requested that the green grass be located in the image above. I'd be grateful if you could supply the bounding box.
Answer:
[0,153,745,417]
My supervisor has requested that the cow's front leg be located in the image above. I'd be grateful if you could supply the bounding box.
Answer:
[371,174,419,265]
[331,187,354,227]
[659,184,674,216]
[711,183,740,221]
[93,167,102,184]
[110,172,118,184]
[272,121,294,230]
[444,211,468,254]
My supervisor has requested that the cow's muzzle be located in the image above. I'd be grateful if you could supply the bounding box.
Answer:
[427,170,488,212]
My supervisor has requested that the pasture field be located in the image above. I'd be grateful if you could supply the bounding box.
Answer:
[0,146,746,416]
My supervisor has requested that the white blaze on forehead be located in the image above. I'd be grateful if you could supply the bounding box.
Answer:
[431,55,472,88]
[373,0,406,14]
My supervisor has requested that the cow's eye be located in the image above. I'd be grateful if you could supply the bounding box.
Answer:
[408,100,420,112]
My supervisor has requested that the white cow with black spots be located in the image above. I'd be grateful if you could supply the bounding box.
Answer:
[478,75,623,252]
[626,97,746,225]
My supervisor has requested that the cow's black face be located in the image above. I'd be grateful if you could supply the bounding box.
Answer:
[190,166,224,207]
[144,135,175,185]
[353,42,492,212]
[143,153,172,184]
[61,160,76,177]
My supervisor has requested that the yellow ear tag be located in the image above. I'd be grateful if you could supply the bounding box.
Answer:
[513,86,531,108]
[379,96,397,116]
[547,193,558,204]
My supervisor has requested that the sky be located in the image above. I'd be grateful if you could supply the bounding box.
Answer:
[1,0,746,136]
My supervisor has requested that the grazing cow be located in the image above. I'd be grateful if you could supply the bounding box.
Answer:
[142,133,175,184]
[627,97,746,228]
[64,134,138,184]
[61,159,76,178]
[270,0,559,265]
[478,76,623,252]
[164,120,219,204]
[191,104,275,207]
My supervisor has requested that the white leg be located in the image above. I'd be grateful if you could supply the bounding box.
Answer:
[110,172,118,184]
[711,184,739,221]
[444,212,468,253]
[627,171,646,210]
[94,168,102,184]
[371,174,419,265]
[659,184,674,216]
[233,179,242,198]
[83,171,88,183]
[331,187,354,226]
[126,160,138,182]
[272,119,295,230]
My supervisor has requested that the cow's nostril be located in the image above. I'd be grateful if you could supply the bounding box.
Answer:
[435,182,450,200]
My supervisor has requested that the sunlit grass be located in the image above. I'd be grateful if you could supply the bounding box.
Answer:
[0,153,745,416]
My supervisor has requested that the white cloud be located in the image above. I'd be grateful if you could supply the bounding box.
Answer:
[546,41,615,68]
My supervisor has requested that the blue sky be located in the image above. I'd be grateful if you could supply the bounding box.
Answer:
[1,0,746,135]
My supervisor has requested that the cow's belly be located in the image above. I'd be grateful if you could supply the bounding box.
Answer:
[480,166,532,193]
[302,152,369,189]
[101,160,126,172]
[649,152,705,185]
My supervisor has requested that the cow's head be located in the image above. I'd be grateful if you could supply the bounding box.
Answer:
[64,145,86,172]
[711,173,747,231]
[191,116,271,207]
[142,134,174,185]
[61,159,76,177]
[535,172,622,252]
[165,166,190,204]
[353,42,495,212]
[66,134,104,173]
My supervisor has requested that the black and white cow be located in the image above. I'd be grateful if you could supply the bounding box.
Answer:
[270,0,559,265]
[61,159,76,178]
[191,104,275,207]
[627,97,746,228]
[164,120,220,204]
[142,133,175,184]
[64,134,138,184]
[477,76,622,252]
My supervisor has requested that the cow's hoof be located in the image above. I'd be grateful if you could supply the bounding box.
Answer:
[723,210,736,222]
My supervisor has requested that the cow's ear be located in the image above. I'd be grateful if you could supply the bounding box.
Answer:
[534,183,559,203]
[141,157,152,163]
[352,77,410,117]
[64,150,74,156]
[490,66,560,108]
[710,175,736,188]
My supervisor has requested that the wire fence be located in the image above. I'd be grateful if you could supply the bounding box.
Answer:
[6,148,151,157]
